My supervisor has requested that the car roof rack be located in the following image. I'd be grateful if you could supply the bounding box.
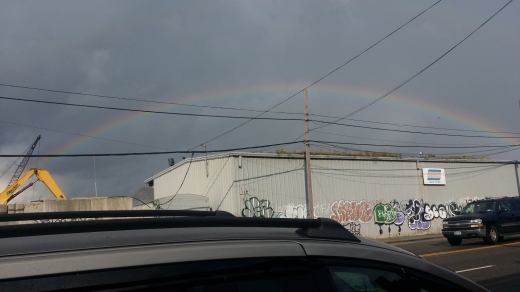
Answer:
[472,196,515,201]
[0,210,360,242]
[0,210,235,222]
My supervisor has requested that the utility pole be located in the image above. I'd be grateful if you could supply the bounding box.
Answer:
[303,89,314,219]
[93,155,98,197]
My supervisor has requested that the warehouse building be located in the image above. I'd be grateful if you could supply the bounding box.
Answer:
[144,152,520,238]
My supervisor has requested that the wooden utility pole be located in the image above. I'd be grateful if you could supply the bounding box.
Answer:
[303,89,314,219]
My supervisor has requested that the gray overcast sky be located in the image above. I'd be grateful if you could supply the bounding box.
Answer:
[1,0,519,202]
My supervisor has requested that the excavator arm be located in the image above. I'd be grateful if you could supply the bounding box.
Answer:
[0,169,36,204]
[0,169,67,204]
[35,169,66,200]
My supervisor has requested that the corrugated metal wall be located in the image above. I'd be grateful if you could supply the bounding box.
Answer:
[153,155,235,212]
[152,154,520,238]
[307,159,519,238]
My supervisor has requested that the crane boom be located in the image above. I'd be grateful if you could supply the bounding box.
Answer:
[6,135,41,188]
[0,168,67,204]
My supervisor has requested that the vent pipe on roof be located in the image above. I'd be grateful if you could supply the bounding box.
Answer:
[168,158,175,166]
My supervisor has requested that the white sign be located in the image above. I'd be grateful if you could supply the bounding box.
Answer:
[422,168,446,185]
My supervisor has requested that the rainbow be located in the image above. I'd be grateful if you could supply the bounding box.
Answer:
[39,84,518,168]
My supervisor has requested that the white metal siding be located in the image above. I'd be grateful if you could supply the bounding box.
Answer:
[151,154,520,239]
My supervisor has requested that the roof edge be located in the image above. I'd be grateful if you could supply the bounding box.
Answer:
[144,152,518,183]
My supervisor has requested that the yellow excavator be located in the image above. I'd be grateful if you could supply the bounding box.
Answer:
[0,168,67,204]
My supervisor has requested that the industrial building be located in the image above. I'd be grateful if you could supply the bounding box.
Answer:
[144,152,520,238]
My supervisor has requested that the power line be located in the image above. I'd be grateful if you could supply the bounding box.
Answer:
[8,93,519,140]
[7,93,520,139]
[311,164,504,178]
[0,141,304,157]
[160,152,195,209]
[113,195,154,209]
[311,165,506,180]
[312,120,520,139]
[9,81,519,135]
[2,138,516,159]
[312,141,497,157]
[202,157,231,197]
[0,83,303,116]
[312,140,514,149]
[304,0,513,136]
[312,130,513,146]
[0,120,172,151]
[475,145,520,158]
[314,141,519,157]
[190,0,441,148]
[0,96,303,122]
[308,164,512,171]
[311,118,520,135]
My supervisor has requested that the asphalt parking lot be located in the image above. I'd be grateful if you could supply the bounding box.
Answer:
[384,234,520,292]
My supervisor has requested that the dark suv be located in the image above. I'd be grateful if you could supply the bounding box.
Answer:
[442,197,520,245]
[0,210,488,291]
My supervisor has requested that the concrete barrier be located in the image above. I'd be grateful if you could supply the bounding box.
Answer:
[0,197,133,225]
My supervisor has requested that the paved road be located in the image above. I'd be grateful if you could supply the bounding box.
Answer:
[390,234,520,292]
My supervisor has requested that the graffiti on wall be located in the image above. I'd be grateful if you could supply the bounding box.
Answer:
[342,222,361,236]
[370,199,471,235]
[373,203,404,235]
[279,203,331,219]
[241,197,280,218]
[238,188,477,237]
[330,200,373,224]
[423,204,448,221]
[281,204,307,219]
[403,199,431,230]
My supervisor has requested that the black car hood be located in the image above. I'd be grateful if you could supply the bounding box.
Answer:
[444,213,493,221]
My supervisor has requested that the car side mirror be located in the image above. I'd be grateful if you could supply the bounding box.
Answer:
[453,211,460,215]
[500,207,509,213]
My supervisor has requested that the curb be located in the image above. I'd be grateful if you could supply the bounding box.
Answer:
[375,235,444,245]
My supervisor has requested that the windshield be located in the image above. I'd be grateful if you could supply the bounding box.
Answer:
[461,201,496,215]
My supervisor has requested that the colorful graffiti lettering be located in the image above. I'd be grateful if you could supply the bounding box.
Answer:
[330,200,373,224]
[242,197,279,218]
[373,203,405,234]
[403,199,430,230]
[373,204,398,224]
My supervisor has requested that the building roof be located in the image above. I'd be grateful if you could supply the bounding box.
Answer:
[144,152,517,184]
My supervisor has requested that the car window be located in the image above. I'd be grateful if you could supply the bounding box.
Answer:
[509,199,520,212]
[461,201,496,214]
[500,200,511,211]
[328,265,401,291]
[311,258,470,292]
[0,257,318,292]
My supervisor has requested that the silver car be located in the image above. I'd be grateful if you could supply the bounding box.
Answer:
[0,210,488,291]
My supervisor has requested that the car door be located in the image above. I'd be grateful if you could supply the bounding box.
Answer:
[498,200,515,234]
[508,199,520,233]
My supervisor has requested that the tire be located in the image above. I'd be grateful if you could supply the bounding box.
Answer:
[484,225,499,244]
[447,238,462,246]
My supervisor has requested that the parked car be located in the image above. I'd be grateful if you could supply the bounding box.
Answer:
[0,210,488,291]
[442,197,520,246]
